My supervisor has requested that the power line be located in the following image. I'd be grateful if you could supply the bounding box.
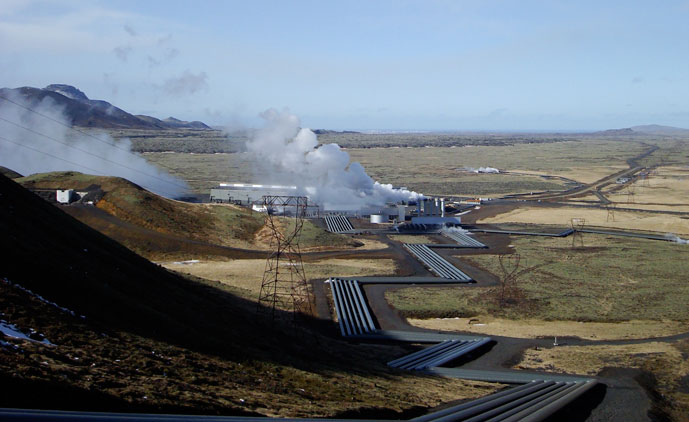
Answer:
[0,134,182,198]
[0,115,188,192]
[0,94,185,177]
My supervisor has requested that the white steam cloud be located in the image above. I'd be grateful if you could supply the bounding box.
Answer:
[466,166,500,174]
[665,233,689,245]
[441,226,472,236]
[245,108,421,209]
[0,92,187,198]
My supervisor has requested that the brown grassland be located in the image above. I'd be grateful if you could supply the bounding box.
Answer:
[477,205,689,235]
[515,340,689,422]
[163,258,396,301]
[387,234,689,331]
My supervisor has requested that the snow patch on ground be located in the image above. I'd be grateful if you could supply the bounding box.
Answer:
[0,320,54,346]
[1,278,85,319]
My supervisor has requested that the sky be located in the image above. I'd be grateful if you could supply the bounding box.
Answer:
[1,0,689,131]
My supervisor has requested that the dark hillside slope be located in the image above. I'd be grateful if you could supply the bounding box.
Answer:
[0,172,255,352]
[0,165,22,179]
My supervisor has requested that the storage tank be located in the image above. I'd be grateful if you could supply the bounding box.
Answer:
[370,214,385,224]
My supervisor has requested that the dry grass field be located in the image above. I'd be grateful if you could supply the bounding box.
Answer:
[386,234,689,323]
[346,141,641,197]
[143,152,253,194]
[515,340,689,421]
[144,139,649,197]
[163,258,396,300]
[407,317,689,341]
[388,234,436,244]
[604,166,689,209]
[512,166,629,185]
[478,205,689,235]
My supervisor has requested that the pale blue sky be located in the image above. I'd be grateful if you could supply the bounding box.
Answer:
[2,0,689,131]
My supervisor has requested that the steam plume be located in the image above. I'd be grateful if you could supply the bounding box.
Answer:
[665,233,689,245]
[245,108,421,209]
[465,166,499,174]
[441,226,472,236]
[0,92,187,198]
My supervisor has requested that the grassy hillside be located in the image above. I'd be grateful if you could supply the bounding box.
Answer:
[0,173,497,416]
[16,171,358,258]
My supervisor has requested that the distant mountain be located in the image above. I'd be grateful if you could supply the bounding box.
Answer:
[0,84,210,130]
[630,124,689,136]
[592,124,689,137]
[312,129,360,135]
[161,116,211,129]
[591,128,639,136]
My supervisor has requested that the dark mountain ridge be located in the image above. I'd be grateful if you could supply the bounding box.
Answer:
[0,84,210,130]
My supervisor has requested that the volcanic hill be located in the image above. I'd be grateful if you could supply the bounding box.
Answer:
[0,84,210,130]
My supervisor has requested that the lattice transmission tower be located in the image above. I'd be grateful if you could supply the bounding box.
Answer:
[626,183,636,204]
[257,195,314,320]
[605,203,616,222]
[570,217,586,248]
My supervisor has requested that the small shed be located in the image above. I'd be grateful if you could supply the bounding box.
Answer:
[56,189,74,204]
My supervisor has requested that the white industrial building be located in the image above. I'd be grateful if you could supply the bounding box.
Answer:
[56,189,74,204]
[211,183,413,219]
[411,198,461,225]
[209,183,459,225]
[210,183,298,204]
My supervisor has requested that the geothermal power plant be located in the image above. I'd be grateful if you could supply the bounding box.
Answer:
[209,182,461,226]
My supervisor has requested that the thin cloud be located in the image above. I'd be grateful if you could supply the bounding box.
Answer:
[162,70,208,97]
[148,48,179,68]
[488,107,509,117]
[102,73,119,96]
[0,6,139,53]
[165,48,179,61]
[123,24,137,36]
[112,45,132,62]
[157,33,173,46]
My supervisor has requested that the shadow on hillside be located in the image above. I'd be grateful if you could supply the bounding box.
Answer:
[0,173,406,378]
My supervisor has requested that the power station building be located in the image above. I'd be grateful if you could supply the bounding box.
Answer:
[411,197,461,225]
[209,183,459,225]
[210,183,298,204]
